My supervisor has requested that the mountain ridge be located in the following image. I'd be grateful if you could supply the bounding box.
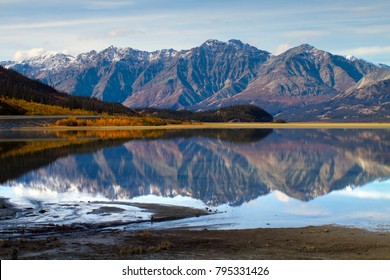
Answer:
[2,39,389,121]
[0,65,274,122]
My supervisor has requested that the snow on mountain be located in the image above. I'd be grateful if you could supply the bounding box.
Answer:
[1,40,388,121]
[149,49,178,61]
[14,52,75,71]
[345,54,358,61]
[202,39,224,48]
[0,61,15,68]
[377,63,390,69]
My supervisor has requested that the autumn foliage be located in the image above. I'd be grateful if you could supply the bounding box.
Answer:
[55,117,169,127]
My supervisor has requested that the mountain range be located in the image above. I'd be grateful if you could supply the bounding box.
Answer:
[0,65,272,122]
[2,39,390,121]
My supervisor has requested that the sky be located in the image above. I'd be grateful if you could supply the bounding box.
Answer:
[1,0,389,64]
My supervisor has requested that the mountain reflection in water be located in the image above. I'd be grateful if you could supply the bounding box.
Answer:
[1,128,389,206]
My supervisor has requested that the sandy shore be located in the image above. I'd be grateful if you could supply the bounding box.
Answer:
[1,225,390,260]
[1,197,390,260]
[1,116,389,131]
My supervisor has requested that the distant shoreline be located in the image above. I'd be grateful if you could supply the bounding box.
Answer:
[1,115,390,130]
[9,122,390,130]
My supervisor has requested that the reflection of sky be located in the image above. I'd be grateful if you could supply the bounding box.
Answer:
[1,182,110,207]
[141,179,390,231]
[1,179,390,231]
[0,183,151,226]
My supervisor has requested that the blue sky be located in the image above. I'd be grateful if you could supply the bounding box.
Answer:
[1,0,389,64]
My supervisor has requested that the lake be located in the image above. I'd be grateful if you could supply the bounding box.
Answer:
[1,128,389,232]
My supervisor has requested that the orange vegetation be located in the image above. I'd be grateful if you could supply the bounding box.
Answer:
[53,129,167,139]
[54,116,172,127]
[0,140,90,159]
[0,97,96,115]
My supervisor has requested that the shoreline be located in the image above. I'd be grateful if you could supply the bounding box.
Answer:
[1,115,390,130]
[5,122,390,131]
[1,225,390,260]
[1,197,390,260]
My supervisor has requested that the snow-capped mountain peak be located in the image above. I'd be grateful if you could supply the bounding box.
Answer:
[345,54,358,61]
[74,50,98,64]
[203,39,224,46]
[0,51,75,71]
[149,48,178,61]
[201,39,230,51]
[21,52,75,71]
[1,39,387,122]
[100,45,134,62]
[299,44,320,56]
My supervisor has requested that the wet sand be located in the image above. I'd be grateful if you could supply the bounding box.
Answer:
[1,197,390,260]
[1,225,390,260]
[0,197,18,220]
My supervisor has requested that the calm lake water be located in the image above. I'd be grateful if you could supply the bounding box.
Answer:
[1,128,389,231]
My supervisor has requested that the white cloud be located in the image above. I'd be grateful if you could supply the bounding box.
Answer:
[77,34,100,41]
[86,1,135,10]
[353,25,390,34]
[1,1,389,64]
[0,14,172,32]
[0,18,114,31]
[284,30,328,40]
[13,48,46,61]
[335,46,390,58]
[108,28,144,37]
[334,189,390,200]
[274,43,291,55]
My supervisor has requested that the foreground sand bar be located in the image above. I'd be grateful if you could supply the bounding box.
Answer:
[1,225,390,260]
[2,197,390,260]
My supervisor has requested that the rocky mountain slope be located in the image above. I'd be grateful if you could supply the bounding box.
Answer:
[208,44,382,114]
[123,39,270,109]
[0,64,275,121]
[2,40,389,121]
[277,69,390,121]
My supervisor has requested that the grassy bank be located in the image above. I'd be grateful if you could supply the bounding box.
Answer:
[50,121,390,129]
[0,97,98,115]
[54,116,180,127]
